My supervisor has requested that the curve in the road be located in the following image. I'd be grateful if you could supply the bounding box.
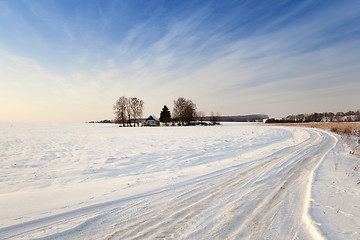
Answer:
[0,127,338,240]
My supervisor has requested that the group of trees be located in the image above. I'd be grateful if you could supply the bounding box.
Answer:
[266,110,360,123]
[159,97,197,126]
[114,96,220,126]
[113,96,144,127]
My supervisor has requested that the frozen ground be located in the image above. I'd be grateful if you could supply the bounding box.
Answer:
[0,122,359,239]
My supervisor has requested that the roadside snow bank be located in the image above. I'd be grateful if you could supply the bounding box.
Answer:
[310,130,360,239]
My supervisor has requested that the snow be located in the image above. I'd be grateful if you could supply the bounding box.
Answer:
[310,132,360,239]
[0,122,359,239]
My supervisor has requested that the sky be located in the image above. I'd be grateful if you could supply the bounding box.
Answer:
[0,0,359,122]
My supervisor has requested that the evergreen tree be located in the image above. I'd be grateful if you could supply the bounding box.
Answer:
[160,105,171,125]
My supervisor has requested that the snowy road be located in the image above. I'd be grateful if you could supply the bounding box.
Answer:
[0,123,345,239]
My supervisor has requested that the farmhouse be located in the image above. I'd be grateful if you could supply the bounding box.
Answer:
[143,115,160,126]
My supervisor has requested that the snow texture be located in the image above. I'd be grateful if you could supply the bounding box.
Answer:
[0,122,359,239]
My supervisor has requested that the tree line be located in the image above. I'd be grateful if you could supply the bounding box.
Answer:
[266,110,360,123]
[113,96,220,127]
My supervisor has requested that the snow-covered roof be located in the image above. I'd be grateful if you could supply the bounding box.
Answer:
[146,115,160,121]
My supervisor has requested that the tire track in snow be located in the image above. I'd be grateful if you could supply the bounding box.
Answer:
[99,129,319,239]
[302,129,338,240]
[0,127,337,239]
[101,128,336,240]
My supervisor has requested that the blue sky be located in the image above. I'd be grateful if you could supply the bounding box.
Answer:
[0,0,359,122]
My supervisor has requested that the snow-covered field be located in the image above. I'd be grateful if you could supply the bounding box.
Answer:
[0,122,359,239]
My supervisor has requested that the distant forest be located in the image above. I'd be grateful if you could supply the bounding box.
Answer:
[198,114,269,123]
[266,110,360,123]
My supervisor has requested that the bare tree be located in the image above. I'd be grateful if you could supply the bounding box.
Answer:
[113,96,128,127]
[356,110,360,121]
[125,98,132,127]
[285,115,296,122]
[129,97,144,126]
[173,97,196,125]
[335,112,344,122]
[197,111,205,122]
[295,114,305,122]
[210,111,220,125]
[173,97,186,125]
